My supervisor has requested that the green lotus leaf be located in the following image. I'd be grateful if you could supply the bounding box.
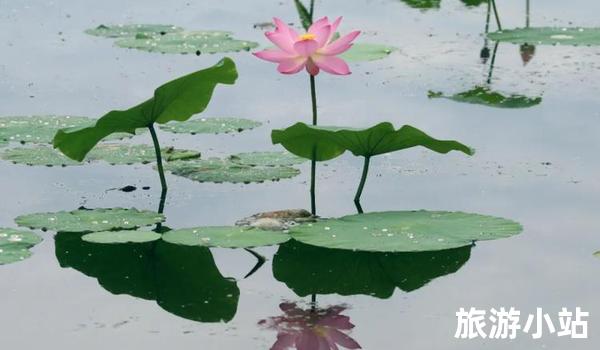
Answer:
[162,226,290,248]
[271,123,347,161]
[82,230,161,244]
[293,0,312,30]
[115,31,258,55]
[15,208,164,232]
[341,43,397,62]
[0,228,43,265]
[272,122,473,160]
[0,115,144,145]
[163,158,300,184]
[428,87,542,108]
[594,251,600,259]
[159,117,261,135]
[400,0,441,10]
[0,144,199,167]
[273,240,471,298]
[288,211,522,252]
[488,27,600,46]
[53,58,238,161]
[85,24,183,38]
[55,233,239,322]
[229,151,306,167]
[460,0,487,6]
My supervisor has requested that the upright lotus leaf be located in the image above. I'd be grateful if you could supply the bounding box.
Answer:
[0,228,43,265]
[488,27,600,46]
[53,58,238,162]
[15,208,164,232]
[288,211,522,252]
[273,240,471,298]
[271,123,346,161]
[293,0,312,30]
[55,233,239,322]
[428,87,542,109]
[85,24,183,38]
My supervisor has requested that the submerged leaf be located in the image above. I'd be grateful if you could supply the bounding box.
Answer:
[272,122,473,160]
[15,208,164,232]
[55,234,239,322]
[0,228,43,265]
[289,211,522,252]
[273,240,471,298]
[160,117,261,135]
[82,230,162,244]
[0,144,200,167]
[116,31,258,54]
[163,226,290,248]
[85,24,183,38]
[428,87,542,108]
[229,151,306,167]
[341,43,397,62]
[164,158,300,184]
[53,58,238,161]
[488,27,600,46]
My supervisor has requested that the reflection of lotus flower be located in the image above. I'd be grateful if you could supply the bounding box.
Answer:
[253,17,360,76]
[519,43,536,65]
[259,302,361,350]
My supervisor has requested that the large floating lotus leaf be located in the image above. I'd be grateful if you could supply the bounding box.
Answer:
[272,122,473,160]
[55,233,239,322]
[162,226,290,248]
[271,123,347,161]
[289,211,522,252]
[15,208,164,232]
[229,151,307,167]
[460,0,486,6]
[85,24,183,38]
[82,230,161,244]
[115,31,258,54]
[53,58,238,161]
[0,144,199,167]
[273,240,471,298]
[488,27,600,46]
[340,43,397,62]
[0,115,145,144]
[164,158,300,183]
[428,87,542,109]
[0,228,43,265]
[159,117,261,135]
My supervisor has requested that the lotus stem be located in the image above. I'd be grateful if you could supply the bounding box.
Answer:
[491,0,502,31]
[525,0,530,28]
[148,124,168,195]
[486,41,499,84]
[243,248,266,278]
[484,0,491,34]
[354,156,370,213]
[311,293,317,312]
[309,74,318,216]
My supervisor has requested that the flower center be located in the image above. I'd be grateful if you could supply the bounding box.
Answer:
[298,33,316,41]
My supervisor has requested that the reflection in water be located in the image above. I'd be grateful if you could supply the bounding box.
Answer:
[399,0,486,10]
[519,0,536,65]
[273,240,472,298]
[259,302,361,350]
[55,233,239,322]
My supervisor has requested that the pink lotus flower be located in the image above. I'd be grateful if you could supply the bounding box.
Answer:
[259,302,362,350]
[253,17,360,76]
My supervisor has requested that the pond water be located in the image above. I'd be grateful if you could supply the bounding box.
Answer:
[1,0,600,349]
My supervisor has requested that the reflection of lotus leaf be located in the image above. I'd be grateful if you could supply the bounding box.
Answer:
[0,228,43,265]
[488,27,600,46]
[55,233,239,322]
[289,211,522,252]
[15,208,164,232]
[428,87,542,108]
[274,240,471,298]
